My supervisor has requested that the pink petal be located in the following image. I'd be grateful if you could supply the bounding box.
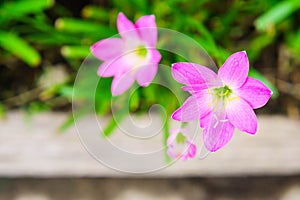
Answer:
[202,112,235,152]
[182,83,224,96]
[167,148,177,159]
[200,112,211,129]
[172,62,219,87]
[97,61,117,77]
[171,96,200,122]
[91,38,125,61]
[167,130,178,146]
[226,98,258,134]
[117,12,139,41]
[180,153,188,161]
[182,84,210,93]
[111,72,135,96]
[200,95,227,129]
[135,49,161,86]
[167,151,175,159]
[172,89,213,122]
[97,55,130,77]
[148,48,161,63]
[237,77,272,109]
[136,64,158,87]
[201,104,235,152]
[218,51,249,88]
[135,15,157,47]
[187,142,197,157]
[177,86,213,118]
[193,89,214,117]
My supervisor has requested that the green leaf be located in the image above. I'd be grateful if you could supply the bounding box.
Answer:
[103,111,126,137]
[61,46,90,59]
[0,103,5,118]
[59,108,90,132]
[0,0,54,21]
[82,5,110,20]
[26,33,81,46]
[103,117,118,137]
[59,115,74,132]
[55,18,115,37]
[58,85,73,100]
[129,0,149,13]
[186,17,218,53]
[162,112,171,163]
[287,28,300,55]
[255,0,300,32]
[129,90,140,111]
[95,100,110,115]
[0,31,41,67]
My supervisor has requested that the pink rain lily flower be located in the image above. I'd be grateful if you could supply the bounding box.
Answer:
[91,12,161,96]
[167,128,197,161]
[171,51,272,152]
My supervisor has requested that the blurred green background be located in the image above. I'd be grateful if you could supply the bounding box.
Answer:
[0,0,300,123]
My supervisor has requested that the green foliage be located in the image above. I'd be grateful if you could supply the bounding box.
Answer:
[0,31,41,67]
[0,0,56,66]
[255,0,300,32]
[61,46,90,59]
[0,103,5,118]
[82,5,110,20]
[55,18,115,36]
[0,0,54,22]
[3,0,299,132]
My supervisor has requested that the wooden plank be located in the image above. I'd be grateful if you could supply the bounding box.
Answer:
[0,112,299,177]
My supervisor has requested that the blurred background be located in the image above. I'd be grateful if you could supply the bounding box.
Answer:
[0,0,300,199]
[1,0,300,118]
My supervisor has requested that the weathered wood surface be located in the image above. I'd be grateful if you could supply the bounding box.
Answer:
[0,112,299,177]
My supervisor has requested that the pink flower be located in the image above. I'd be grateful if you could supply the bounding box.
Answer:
[167,128,197,161]
[91,12,161,96]
[171,51,272,152]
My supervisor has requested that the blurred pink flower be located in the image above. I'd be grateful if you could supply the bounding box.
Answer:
[171,51,272,152]
[167,128,197,161]
[91,12,161,96]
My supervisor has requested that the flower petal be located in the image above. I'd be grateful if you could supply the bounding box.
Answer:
[97,61,118,77]
[218,51,249,88]
[187,142,197,157]
[117,12,139,41]
[171,91,213,122]
[202,112,234,152]
[167,129,179,146]
[238,77,272,109]
[200,112,211,129]
[172,62,219,87]
[226,98,258,134]
[135,15,157,47]
[135,49,161,86]
[182,84,211,93]
[136,64,158,87]
[147,48,161,63]
[111,72,135,96]
[167,148,177,159]
[171,96,200,122]
[97,54,131,77]
[193,89,214,117]
[91,38,125,61]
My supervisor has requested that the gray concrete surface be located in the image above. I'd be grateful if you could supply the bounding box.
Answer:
[0,112,300,200]
[0,112,300,177]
